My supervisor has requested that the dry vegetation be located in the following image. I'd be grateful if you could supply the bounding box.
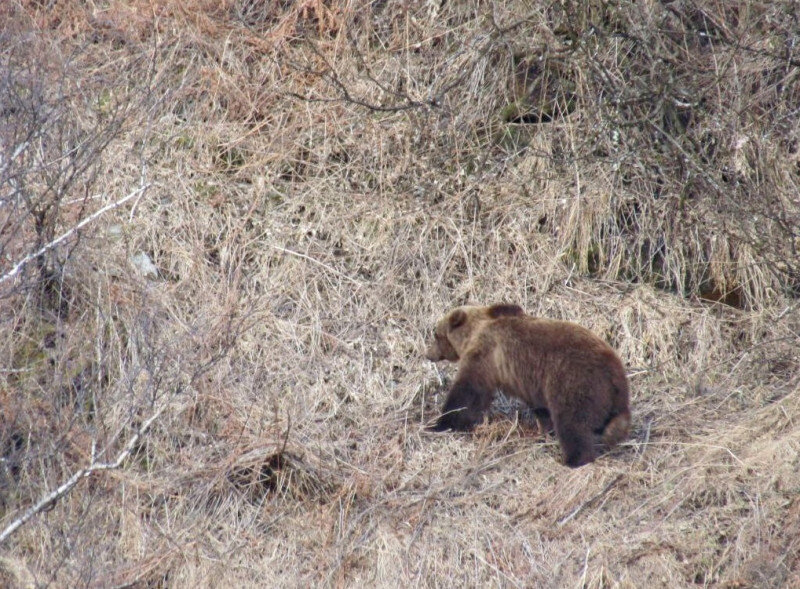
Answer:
[1,0,799,586]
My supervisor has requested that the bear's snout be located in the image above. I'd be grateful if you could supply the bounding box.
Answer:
[425,344,443,362]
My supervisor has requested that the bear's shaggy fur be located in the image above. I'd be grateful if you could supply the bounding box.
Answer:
[425,304,631,467]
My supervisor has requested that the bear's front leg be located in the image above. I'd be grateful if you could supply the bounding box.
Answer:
[532,408,553,436]
[429,369,494,432]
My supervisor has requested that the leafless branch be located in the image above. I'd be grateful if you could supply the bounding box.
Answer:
[0,184,150,285]
[0,401,168,545]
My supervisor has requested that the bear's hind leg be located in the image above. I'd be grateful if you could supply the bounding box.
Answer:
[554,421,596,468]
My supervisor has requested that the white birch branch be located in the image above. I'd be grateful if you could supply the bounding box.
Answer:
[0,184,150,285]
[0,402,167,545]
[0,141,30,180]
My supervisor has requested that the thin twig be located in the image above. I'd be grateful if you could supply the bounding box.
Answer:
[557,474,624,527]
[270,244,363,286]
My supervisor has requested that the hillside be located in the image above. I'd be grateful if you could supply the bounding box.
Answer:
[1,1,799,587]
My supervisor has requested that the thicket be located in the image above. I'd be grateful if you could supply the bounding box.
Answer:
[271,0,800,307]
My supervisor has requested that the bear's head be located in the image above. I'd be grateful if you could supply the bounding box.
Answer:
[425,304,525,362]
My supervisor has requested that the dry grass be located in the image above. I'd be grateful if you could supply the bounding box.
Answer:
[1,0,799,587]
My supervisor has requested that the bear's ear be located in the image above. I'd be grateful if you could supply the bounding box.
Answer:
[448,309,467,330]
[488,304,524,318]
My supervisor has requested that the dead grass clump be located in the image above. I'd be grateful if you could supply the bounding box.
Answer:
[225,442,340,504]
[0,555,35,589]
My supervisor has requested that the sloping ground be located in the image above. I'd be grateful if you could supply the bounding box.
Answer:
[1,1,799,587]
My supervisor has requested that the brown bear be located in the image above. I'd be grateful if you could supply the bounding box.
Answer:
[425,304,630,467]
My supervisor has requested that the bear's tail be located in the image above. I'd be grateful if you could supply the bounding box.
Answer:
[601,410,630,447]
